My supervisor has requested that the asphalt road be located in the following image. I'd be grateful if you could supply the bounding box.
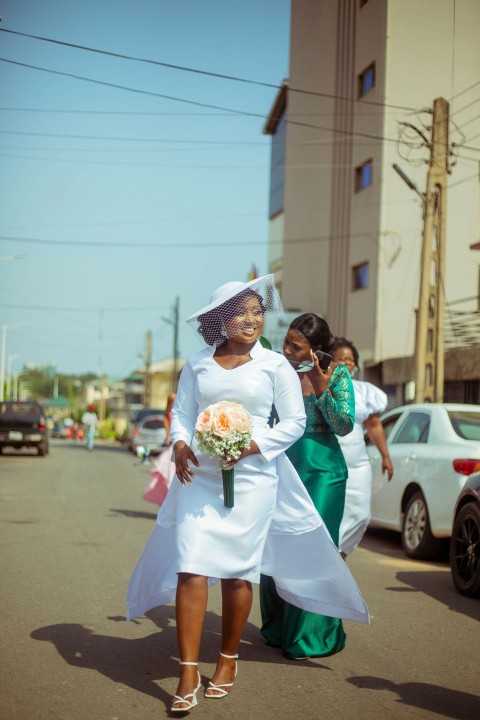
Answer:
[1,440,479,720]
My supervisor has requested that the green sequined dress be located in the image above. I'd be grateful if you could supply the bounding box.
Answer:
[260,365,355,658]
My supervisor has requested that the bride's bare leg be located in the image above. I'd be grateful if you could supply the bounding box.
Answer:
[175,573,208,701]
[208,578,253,695]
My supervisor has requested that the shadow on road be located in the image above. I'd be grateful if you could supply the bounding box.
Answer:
[361,527,450,563]
[109,508,158,521]
[395,570,480,623]
[30,605,330,713]
[346,675,480,720]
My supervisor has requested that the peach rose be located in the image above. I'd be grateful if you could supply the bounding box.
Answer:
[212,408,233,437]
[227,405,251,432]
[195,408,213,432]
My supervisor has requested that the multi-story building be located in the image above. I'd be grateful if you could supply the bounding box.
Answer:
[265,0,480,404]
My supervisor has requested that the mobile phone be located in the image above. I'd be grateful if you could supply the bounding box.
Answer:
[315,350,332,372]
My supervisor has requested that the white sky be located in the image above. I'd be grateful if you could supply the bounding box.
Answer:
[0,0,291,378]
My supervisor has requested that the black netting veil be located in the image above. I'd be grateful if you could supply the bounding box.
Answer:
[186,275,283,347]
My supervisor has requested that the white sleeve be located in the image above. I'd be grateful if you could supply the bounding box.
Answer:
[170,361,198,446]
[252,359,306,463]
[362,382,388,416]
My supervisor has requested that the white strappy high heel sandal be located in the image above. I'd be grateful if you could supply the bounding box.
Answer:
[204,652,238,699]
[171,661,201,713]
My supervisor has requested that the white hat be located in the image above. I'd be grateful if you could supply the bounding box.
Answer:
[186,274,284,346]
[186,274,276,322]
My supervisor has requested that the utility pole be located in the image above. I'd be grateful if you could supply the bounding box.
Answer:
[98,308,106,422]
[172,296,179,392]
[144,330,152,407]
[414,98,449,403]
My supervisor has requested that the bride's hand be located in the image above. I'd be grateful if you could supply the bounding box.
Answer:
[174,441,200,485]
[233,440,260,463]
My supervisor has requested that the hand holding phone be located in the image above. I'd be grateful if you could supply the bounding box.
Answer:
[315,350,332,373]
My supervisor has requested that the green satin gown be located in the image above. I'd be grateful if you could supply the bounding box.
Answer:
[260,365,355,658]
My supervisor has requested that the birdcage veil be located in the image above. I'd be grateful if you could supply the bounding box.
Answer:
[186,274,283,347]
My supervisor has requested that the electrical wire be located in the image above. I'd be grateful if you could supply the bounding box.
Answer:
[451,79,480,101]
[0,57,405,147]
[0,231,373,249]
[0,27,417,113]
[0,57,403,147]
[0,301,169,312]
[0,105,414,118]
[448,172,479,189]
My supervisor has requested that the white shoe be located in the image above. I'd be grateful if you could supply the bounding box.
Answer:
[171,662,201,713]
[204,652,238,699]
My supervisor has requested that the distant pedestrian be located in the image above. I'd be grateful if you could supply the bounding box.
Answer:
[81,404,98,450]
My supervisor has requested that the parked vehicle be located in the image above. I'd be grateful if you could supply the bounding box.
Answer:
[127,408,165,452]
[367,403,480,559]
[0,401,50,456]
[450,471,480,598]
[134,415,167,456]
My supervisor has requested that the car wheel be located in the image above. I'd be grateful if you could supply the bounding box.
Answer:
[450,502,480,598]
[402,491,443,559]
[38,444,46,457]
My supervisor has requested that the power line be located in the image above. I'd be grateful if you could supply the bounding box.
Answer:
[0,105,413,118]
[452,95,480,117]
[0,232,372,249]
[448,171,479,189]
[0,56,402,146]
[0,57,402,146]
[451,79,480,101]
[0,56,263,117]
[0,301,168,312]
[0,128,269,146]
[0,106,236,117]
[0,27,417,112]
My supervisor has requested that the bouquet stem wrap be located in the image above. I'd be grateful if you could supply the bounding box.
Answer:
[221,465,235,508]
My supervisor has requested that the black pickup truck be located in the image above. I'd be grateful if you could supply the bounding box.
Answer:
[0,401,49,456]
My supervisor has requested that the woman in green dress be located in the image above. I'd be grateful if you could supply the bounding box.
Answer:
[260,312,355,659]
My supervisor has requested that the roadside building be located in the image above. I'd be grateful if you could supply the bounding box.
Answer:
[265,0,480,405]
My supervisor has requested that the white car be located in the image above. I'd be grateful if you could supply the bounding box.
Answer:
[135,414,167,456]
[367,403,480,559]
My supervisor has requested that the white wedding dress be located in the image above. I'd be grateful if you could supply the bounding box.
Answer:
[127,341,369,624]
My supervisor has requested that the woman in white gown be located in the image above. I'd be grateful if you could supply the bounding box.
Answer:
[331,338,394,557]
[127,276,369,713]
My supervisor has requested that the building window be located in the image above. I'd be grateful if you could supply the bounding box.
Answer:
[352,262,369,290]
[358,63,375,97]
[355,159,373,191]
[269,112,286,218]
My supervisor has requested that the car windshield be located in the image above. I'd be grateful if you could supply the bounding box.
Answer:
[133,409,165,424]
[142,418,164,430]
[0,402,41,418]
[448,410,480,441]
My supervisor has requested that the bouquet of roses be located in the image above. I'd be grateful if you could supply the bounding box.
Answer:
[195,400,253,508]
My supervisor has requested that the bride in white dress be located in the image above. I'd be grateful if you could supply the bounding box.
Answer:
[127,275,369,712]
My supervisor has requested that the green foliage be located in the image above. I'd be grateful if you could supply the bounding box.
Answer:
[19,366,98,407]
[98,419,116,439]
